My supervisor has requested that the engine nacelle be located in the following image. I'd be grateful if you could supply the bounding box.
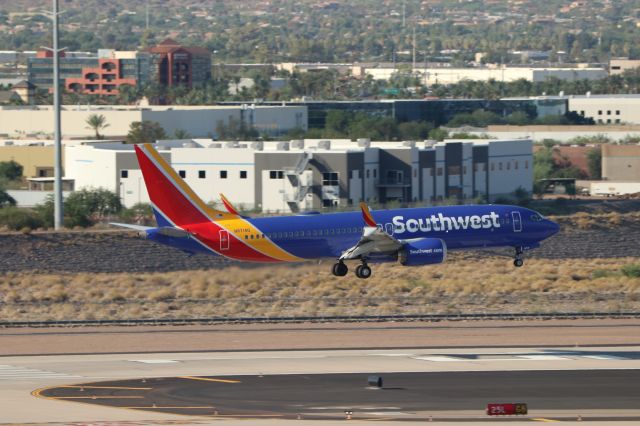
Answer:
[398,238,447,266]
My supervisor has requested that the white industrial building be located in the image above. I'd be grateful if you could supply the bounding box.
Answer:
[0,104,307,139]
[568,94,640,125]
[422,66,607,85]
[65,138,532,212]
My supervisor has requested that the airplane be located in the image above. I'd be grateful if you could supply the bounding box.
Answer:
[111,144,560,279]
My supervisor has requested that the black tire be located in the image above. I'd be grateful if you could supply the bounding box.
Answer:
[333,262,348,276]
[356,264,371,279]
[514,258,524,267]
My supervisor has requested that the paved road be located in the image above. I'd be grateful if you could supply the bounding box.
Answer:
[36,369,640,421]
[3,319,640,356]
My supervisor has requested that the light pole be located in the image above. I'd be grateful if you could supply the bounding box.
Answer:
[44,0,65,229]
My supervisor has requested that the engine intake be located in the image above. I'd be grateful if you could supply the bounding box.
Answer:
[398,238,447,266]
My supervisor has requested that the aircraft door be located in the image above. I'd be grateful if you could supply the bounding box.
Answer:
[219,230,230,251]
[385,223,394,235]
[511,211,522,232]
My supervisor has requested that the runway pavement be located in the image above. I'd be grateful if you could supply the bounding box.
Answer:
[2,346,640,425]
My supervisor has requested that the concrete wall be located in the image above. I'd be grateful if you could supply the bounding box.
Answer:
[0,105,308,139]
[171,146,255,208]
[474,125,640,142]
[424,67,606,85]
[486,139,533,199]
[602,144,640,181]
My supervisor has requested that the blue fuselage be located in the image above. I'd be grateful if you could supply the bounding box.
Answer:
[148,204,559,262]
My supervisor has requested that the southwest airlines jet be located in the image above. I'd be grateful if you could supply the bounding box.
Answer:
[112,144,560,279]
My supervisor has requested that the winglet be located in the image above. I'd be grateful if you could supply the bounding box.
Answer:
[220,193,240,215]
[360,202,377,227]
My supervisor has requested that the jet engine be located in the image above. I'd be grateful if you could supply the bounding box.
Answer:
[398,238,447,266]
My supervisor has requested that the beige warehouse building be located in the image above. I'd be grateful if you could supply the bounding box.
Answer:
[0,144,58,178]
[602,144,640,181]
[0,104,307,139]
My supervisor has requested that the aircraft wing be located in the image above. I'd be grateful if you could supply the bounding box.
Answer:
[339,225,403,260]
[339,202,403,260]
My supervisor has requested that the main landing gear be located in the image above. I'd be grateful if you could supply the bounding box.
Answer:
[513,247,524,267]
[331,260,372,279]
[332,261,348,277]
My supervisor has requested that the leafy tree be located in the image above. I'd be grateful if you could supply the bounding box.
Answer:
[428,128,449,141]
[0,161,23,181]
[85,114,110,139]
[215,117,259,140]
[173,129,192,139]
[125,121,167,144]
[37,188,123,228]
[586,147,602,180]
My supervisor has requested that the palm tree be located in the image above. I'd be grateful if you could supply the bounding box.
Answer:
[85,114,110,139]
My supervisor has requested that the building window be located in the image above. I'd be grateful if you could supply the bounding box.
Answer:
[607,119,611,124]
[597,119,603,124]
[491,163,495,171]
[580,110,585,116]
[498,162,502,171]
[430,168,434,176]
[615,119,621,124]
[240,170,247,179]
[437,167,443,176]
[387,170,403,184]
[270,170,284,179]
[366,169,370,178]
[598,110,602,115]
[607,110,611,115]
[515,161,518,170]
[121,170,128,178]
[413,169,417,178]
[220,170,227,179]
[448,165,461,175]
[525,160,529,169]
[616,110,620,115]
[506,162,510,170]
[179,170,186,178]
[322,172,339,186]
[373,169,377,178]
[463,165,467,175]
[198,170,206,179]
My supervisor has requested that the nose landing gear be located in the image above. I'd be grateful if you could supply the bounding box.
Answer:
[513,247,524,267]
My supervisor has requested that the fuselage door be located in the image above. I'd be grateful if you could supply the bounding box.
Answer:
[219,230,230,251]
[511,211,522,233]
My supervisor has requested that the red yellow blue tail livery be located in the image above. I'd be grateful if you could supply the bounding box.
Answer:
[111,144,560,279]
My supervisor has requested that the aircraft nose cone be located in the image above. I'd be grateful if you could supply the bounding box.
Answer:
[546,220,560,236]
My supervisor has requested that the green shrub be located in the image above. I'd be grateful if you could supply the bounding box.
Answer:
[621,264,640,278]
[0,207,44,231]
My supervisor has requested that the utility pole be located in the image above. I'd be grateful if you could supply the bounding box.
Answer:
[402,1,406,28]
[146,0,150,30]
[412,26,416,72]
[44,0,64,229]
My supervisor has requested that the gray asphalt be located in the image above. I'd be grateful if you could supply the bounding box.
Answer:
[40,369,640,420]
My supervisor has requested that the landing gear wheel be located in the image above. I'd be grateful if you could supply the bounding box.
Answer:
[332,262,348,277]
[355,264,372,279]
[514,258,524,267]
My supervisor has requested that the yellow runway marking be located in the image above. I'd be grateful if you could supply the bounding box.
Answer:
[532,419,560,422]
[179,376,241,383]
[51,396,145,399]
[59,385,152,390]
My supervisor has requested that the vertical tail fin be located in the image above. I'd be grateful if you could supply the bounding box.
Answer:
[134,144,235,228]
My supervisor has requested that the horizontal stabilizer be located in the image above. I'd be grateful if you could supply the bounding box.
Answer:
[109,222,154,232]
